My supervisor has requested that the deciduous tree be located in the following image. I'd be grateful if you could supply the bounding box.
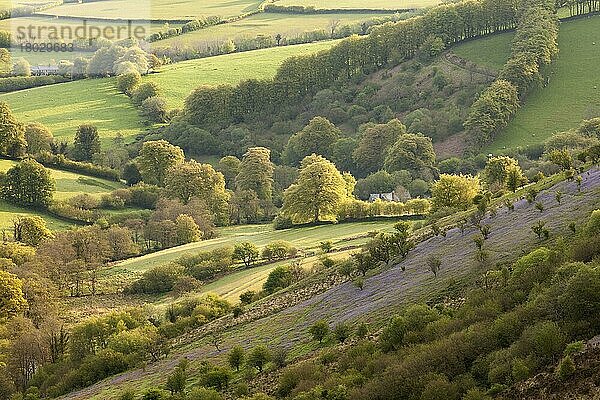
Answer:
[353,119,406,174]
[137,140,184,186]
[384,132,436,176]
[0,270,27,319]
[0,101,26,157]
[282,154,348,224]
[72,124,101,162]
[283,116,341,165]
[431,174,480,210]
[24,123,53,155]
[236,147,274,202]
[1,159,55,208]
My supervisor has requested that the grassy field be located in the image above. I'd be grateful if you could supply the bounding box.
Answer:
[0,200,75,231]
[0,41,337,142]
[0,15,171,39]
[452,17,600,152]
[487,15,600,152]
[113,219,401,274]
[60,168,600,400]
[0,159,124,200]
[0,159,124,230]
[0,78,144,143]
[146,40,338,107]
[44,0,263,20]
[452,31,514,70]
[0,0,48,10]
[275,0,440,9]
[82,219,404,318]
[157,12,394,46]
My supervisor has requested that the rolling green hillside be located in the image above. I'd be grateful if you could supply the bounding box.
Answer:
[0,159,124,230]
[61,167,600,400]
[275,0,440,9]
[43,0,263,20]
[111,219,401,274]
[146,40,338,108]
[0,41,338,142]
[452,30,514,70]
[0,78,144,143]
[488,15,600,152]
[156,12,394,46]
[454,16,600,152]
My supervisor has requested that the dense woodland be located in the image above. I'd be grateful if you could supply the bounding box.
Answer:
[0,0,600,399]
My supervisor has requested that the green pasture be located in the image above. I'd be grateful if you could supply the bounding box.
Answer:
[146,40,338,108]
[0,199,75,231]
[43,0,263,20]
[488,15,600,152]
[112,219,402,274]
[275,0,440,9]
[157,12,394,46]
[0,159,124,230]
[0,77,144,143]
[452,30,514,71]
[94,219,404,309]
[0,159,123,200]
[0,15,170,41]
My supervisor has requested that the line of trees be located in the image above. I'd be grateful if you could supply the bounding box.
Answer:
[180,0,521,130]
[263,4,413,14]
[562,0,600,15]
[465,0,559,145]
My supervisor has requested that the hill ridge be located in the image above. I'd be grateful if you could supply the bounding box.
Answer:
[58,167,600,399]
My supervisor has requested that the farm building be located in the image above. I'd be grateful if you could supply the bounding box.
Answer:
[31,65,60,76]
[368,191,401,202]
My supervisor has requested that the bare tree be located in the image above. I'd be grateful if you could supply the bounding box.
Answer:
[329,19,340,37]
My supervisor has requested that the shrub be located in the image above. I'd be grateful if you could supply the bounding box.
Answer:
[273,215,293,230]
[261,240,297,261]
[263,266,293,294]
[239,290,256,305]
[141,96,169,123]
[564,341,584,356]
[100,193,126,209]
[333,322,351,343]
[68,193,100,210]
[308,320,329,343]
[247,345,271,372]
[228,345,245,371]
[556,355,575,381]
[233,242,259,268]
[117,71,141,95]
[142,388,167,400]
[187,388,223,400]
[128,183,161,208]
[127,263,185,294]
[201,366,232,391]
[166,360,189,394]
[379,316,407,352]
[0,75,69,93]
[35,152,120,181]
[132,82,160,105]
[48,201,97,223]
